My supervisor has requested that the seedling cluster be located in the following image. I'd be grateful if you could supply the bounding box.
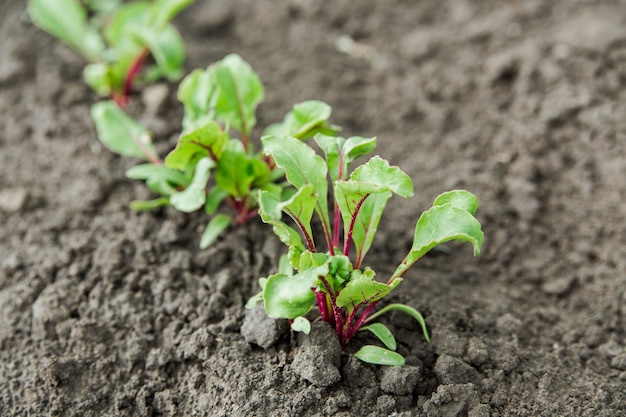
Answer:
[91,54,336,247]
[28,6,486,367]
[246,135,484,365]
[28,0,193,106]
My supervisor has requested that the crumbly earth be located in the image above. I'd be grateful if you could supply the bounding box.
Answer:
[2,0,626,416]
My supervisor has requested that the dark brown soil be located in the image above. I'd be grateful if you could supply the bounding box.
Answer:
[2,0,626,416]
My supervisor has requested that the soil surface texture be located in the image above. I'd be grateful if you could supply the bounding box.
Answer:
[2,0,626,416]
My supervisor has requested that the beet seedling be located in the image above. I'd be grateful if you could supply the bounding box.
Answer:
[91,54,336,247]
[27,0,193,106]
[247,134,484,365]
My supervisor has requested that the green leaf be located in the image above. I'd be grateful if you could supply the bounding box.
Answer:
[199,213,231,249]
[334,181,390,263]
[354,345,405,366]
[177,67,218,131]
[83,63,113,96]
[150,0,195,29]
[278,254,293,275]
[91,101,159,161]
[165,121,228,171]
[170,157,214,212]
[126,163,190,196]
[366,303,430,343]
[335,157,410,265]
[336,269,401,312]
[264,100,334,139]
[360,323,397,351]
[350,156,413,198]
[130,196,170,211]
[125,164,189,184]
[259,185,318,250]
[262,135,331,243]
[263,264,328,319]
[392,193,484,279]
[315,135,377,182]
[83,0,121,14]
[298,250,330,270]
[258,190,307,268]
[130,25,185,81]
[28,0,104,61]
[103,1,150,46]
[291,317,311,334]
[215,140,270,199]
[214,54,264,138]
[352,191,393,266]
[433,189,479,215]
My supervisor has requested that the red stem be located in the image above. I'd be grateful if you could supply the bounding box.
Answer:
[332,149,345,249]
[319,276,344,343]
[115,48,150,108]
[285,209,316,252]
[344,301,379,345]
[342,194,369,256]
[315,290,332,324]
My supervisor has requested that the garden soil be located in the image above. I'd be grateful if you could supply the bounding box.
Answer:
[1,0,626,415]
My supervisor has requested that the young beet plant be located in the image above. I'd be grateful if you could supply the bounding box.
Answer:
[28,0,193,106]
[247,135,484,366]
[91,54,336,247]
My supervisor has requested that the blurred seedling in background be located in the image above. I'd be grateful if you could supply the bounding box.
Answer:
[91,54,337,248]
[28,0,194,106]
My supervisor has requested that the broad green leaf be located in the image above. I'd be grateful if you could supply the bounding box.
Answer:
[129,24,184,81]
[259,185,317,250]
[151,0,195,29]
[170,157,214,212]
[351,191,392,266]
[298,250,330,271]
[366,303,430,343]
[91,101,159,161]
[433,190,479,215]
[258,190,307,267]
[392,197,484,279]
[130,196,170,210]
[264,100,333,139]
[315,135,377,182]
[360,323,397,351]
[199,213,231,249]
[28,0,104,61]
[103,1,150,46]
[83,0,121,14]
[336,270,401,312]
[334,181,389,261]
[291,317,311,334]
[278,254,293,276]
[125,163,189,185]
[177,67,218,131]
[350,156,413,198]
[262,135,331,241]
[354,345,405,366]
[334,157,413,263]
[214,54,264,138]
[126,163,190,196]
[263,264,328,319]
[84,63,113,96]
[165,121,228,171]
[215,141,269,199]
